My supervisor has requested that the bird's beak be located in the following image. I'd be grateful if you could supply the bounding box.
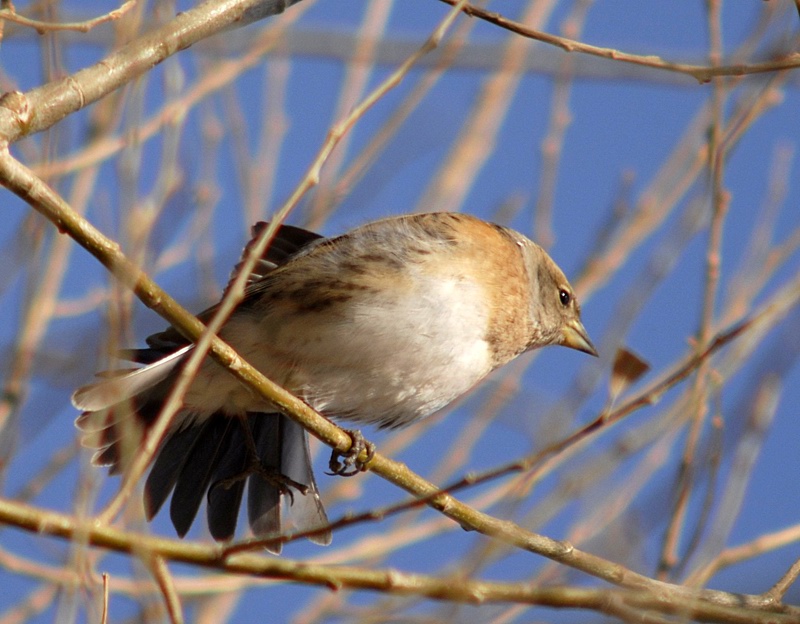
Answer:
[561,319,598,357]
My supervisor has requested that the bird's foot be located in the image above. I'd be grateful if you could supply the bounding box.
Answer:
[212,460,309,505]
[327,429,375,477]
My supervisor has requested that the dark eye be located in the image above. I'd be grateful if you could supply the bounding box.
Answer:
[559,289,571,307]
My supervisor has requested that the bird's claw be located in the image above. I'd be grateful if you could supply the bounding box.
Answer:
[327,429,375,477]
[211,460,309,505]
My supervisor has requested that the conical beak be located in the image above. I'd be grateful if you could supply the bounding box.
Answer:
[561,319,598,357]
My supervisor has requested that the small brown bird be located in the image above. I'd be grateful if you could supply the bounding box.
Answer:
[73,212,596,552]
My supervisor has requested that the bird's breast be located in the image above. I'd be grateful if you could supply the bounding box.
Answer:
[207,269,494,428]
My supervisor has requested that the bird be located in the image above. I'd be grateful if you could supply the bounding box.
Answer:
[73,212,597,553]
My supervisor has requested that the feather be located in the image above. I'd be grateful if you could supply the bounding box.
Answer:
[278,415,331,546]
[71,345,192,412]
[169,418,234,537]
[145,223,323,350]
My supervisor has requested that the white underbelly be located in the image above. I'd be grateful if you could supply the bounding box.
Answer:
[184,274,492,429]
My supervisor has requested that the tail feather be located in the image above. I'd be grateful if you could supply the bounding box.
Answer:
[275,415,331,546]
[169,417,233,537]
[206,422,250,541]
[74,345,188,476]
[76,393,166,475]
[145,421,207,520]
[71,345,191,412]
[247,417,283,550]
[75,410,117,433]
[140,412,330,549]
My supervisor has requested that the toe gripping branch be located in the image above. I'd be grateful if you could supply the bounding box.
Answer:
[212,458,309,505]
[328,429,375,477]
[209,415,310,505]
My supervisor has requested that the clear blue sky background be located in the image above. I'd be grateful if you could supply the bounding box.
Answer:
[1,1,799,622]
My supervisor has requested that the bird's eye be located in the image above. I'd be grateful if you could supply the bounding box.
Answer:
[559,289,571,307]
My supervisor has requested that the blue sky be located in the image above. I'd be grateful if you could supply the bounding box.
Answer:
[1,1,799,622]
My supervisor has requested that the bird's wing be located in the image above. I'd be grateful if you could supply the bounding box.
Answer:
[143,222,324,352]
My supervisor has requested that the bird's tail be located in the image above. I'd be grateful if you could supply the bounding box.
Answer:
[73,351,331,552]
[144,411,331,553]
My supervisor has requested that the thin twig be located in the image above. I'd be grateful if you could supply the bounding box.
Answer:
[144,555,184,624]
[0,1,135,34]
[436,0,800,82]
